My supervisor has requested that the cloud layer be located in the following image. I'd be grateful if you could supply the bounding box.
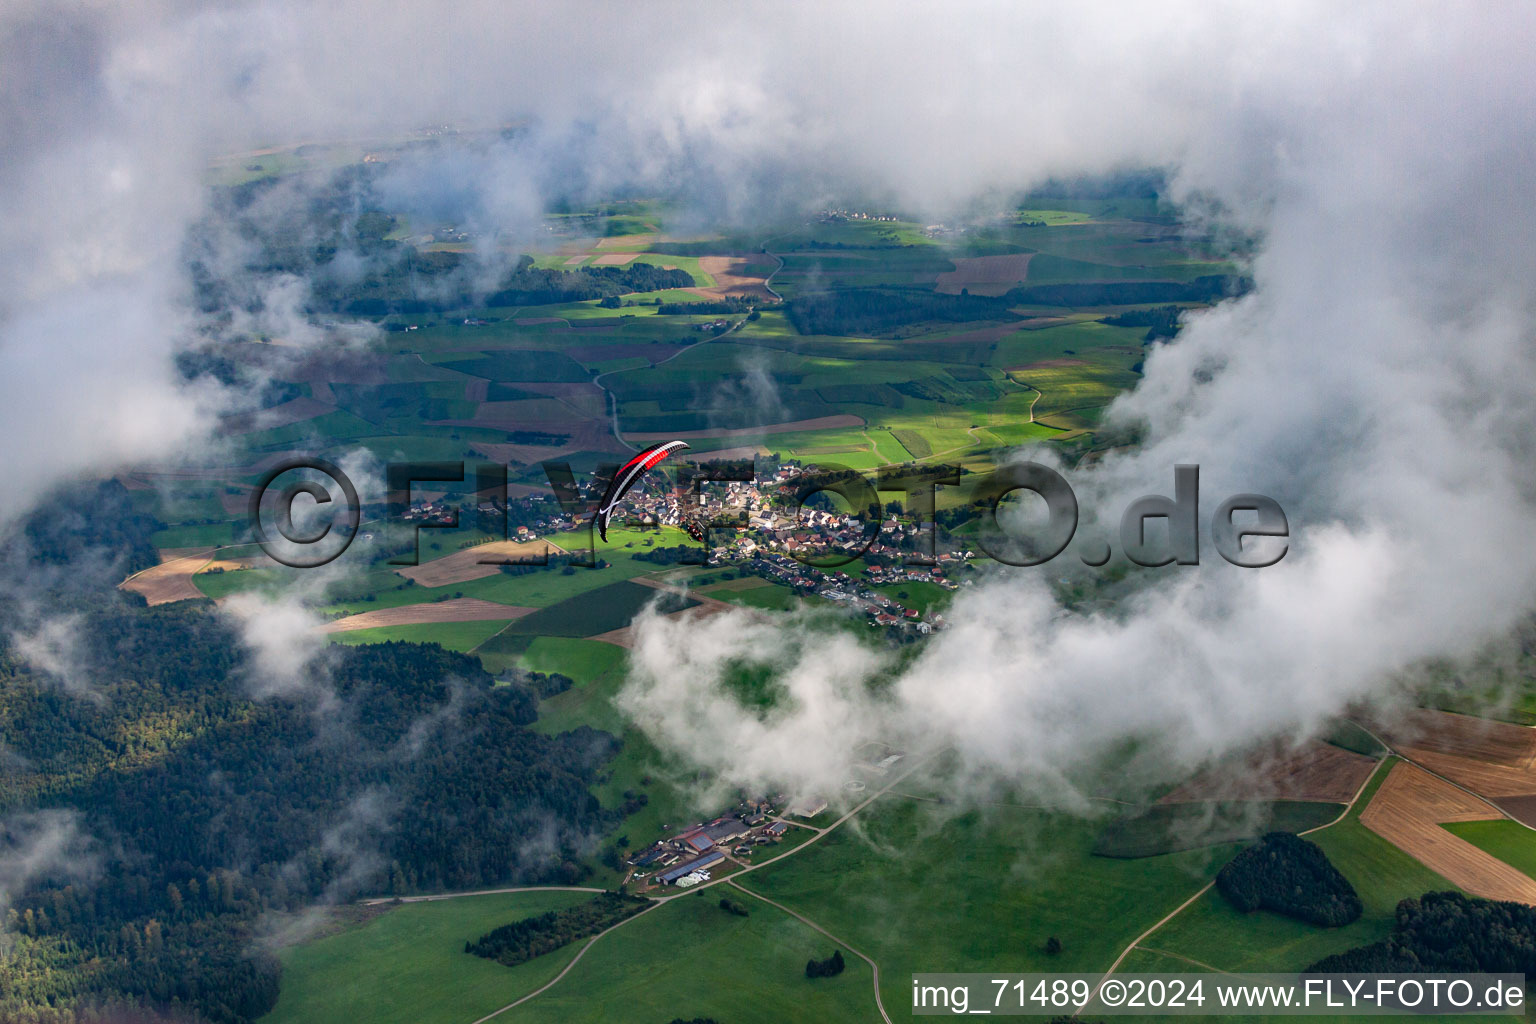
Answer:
[6,1,1536,804]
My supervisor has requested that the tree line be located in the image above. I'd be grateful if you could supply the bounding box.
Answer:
[465,891,648,967]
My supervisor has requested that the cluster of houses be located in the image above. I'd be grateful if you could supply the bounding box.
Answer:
[817,208,900,223]
[626,800,804,889]
[749,553,955,633]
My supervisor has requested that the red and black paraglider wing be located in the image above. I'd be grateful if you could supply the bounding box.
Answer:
[596,440,689,541]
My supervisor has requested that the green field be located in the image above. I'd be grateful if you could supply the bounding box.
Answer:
[494,889,876,1024]
[746,795,1237,1015]
[266,890,594,1024]
[499,580,695,638]
[327,620,512,652]
[1093,800,1343,858]
[1128,758,1459,974]
[1442,820,1536,878]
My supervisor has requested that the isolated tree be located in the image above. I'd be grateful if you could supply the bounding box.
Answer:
[1045,936,1062,955]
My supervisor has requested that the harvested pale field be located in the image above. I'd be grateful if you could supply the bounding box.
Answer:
[1376,708,1536,765]
[1160,741,1378,805]
[464,378,489,402]
[1359,762,1536,904]
[1395,748,1536,798]
[395,539,565,587]
[686,256,777,301]
[628,414,865,442]
[320,598,534,633]
[935,253,1034,296]
[591,253,639,266]
[200,555,270,573]
[121,548,215,605]
[1375,708,1536,809]
[597,233,658,249]
[562,255,588,266]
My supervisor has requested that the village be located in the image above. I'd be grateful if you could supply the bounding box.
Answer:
[404,459,970,633]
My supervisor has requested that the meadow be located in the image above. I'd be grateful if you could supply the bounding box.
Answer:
[266,890,593,1024]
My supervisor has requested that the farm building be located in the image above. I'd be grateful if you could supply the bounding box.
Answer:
[765,821,788,837]
[703,817,750,844]
[657,850,724,885]
[679,831,714,854]
[787,797,828,818]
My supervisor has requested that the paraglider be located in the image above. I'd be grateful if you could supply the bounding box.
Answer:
[595,440,689,541]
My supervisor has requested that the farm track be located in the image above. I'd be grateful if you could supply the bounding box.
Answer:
[1083,748,1388,1012]
[459,750,938,1023]
[120,549,217,605]
[1358,762,1536,903]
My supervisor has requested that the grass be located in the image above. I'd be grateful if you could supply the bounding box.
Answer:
[500,580,695,638]
[511,636,700,883]
[266,890,593,1024]
[747,794,1239,1015]
[1139,758,1460,974]
[488,890,875,1024]
[1092,801,1343,859]
[1441,820,1536,880]
[326,620,513,652]
[151,522,241,548]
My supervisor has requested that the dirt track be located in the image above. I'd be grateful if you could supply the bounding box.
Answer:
[320,598,534,633]
[120,549,215,605]
[1160,741,1378,805]
[395,539,565,587]
[1360,762,1536,904]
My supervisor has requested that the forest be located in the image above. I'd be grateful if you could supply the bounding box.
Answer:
[0,600,621,1024]
[1216,832,1363,926]
[1310,891,1536,973]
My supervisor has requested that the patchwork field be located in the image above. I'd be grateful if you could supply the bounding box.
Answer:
[1158,740,1379,805]
[267,891,596,1024]
[120,548,215,605]
[1357,761,1536,904]
[933,252,1034,295]
[1114,758,1459,975]
[320,597,534,633]
[396,539,567,587]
